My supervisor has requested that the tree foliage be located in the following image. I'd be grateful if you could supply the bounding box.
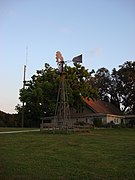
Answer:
[16,60,135,127]
[0,111,18,127]
[94,61,135,114]
[17,63,98,127]
[94,67,111,102]
[66,63,98,108]
[111,61,135,113]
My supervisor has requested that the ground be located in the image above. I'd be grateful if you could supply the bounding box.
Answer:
[0,128,135,179]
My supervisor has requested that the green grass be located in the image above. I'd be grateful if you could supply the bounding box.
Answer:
[0,128,135,179]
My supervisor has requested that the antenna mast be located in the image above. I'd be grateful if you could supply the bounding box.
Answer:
[22,47,28,128]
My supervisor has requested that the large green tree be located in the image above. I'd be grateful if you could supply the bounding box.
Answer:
[16,63,98,127]
[110,61,135,114]
[94,61,135,114]
[16,63,59,127]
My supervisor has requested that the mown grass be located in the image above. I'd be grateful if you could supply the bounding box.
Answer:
[0,128,135,179]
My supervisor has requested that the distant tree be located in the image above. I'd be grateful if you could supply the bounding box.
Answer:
[94,67,111,102]
[0,111,18,127]
[110,68,121,110]
[110,61,135,114]
[93,61,135,114]
[94,61,135,113]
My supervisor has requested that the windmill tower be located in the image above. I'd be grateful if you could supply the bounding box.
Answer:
[54,51,71,129]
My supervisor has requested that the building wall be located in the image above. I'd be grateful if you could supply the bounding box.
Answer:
[70,104,124,125]
[106,115,122,124]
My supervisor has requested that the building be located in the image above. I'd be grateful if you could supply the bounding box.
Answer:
[41,98,135,129]
[70,98,124,125]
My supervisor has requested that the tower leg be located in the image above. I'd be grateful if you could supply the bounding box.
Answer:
[54,72,71,129]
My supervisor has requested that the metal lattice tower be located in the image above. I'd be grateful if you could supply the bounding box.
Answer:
[54,51,71,129]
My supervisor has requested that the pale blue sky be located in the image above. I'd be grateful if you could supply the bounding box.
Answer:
[0,0,135,113]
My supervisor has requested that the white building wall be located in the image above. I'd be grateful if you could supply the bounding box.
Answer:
[107,115,122,124]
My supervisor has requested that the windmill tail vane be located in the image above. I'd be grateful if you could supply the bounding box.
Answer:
[72,54,82,63]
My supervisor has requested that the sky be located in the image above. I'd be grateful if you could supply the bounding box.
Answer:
[0,0,135,114]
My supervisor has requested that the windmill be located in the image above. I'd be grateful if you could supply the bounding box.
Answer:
[54,51,82,129]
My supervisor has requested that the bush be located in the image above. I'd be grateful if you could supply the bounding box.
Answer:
[93,118,102,127]
[126,120,135,128]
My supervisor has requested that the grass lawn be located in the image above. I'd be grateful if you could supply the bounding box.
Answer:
[0,128,135,180]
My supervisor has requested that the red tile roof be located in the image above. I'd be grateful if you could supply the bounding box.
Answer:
[83,98,122,115]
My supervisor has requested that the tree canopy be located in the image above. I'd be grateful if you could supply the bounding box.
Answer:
[16,63,98,127]
[111,61,135,113]
[94,61,135,114]
[16,60,135,127]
